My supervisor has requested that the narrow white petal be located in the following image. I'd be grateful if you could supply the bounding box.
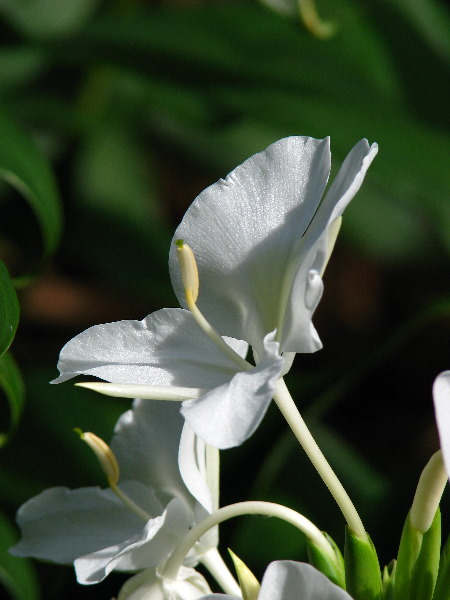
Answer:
[433,371,450,479]
[179,424,215,513]
[181,332,284,449]
[169,136,331,352]
[77,382,206,401]
[281,140,377,353]
[258,561,353,600]
[52,308,248,389]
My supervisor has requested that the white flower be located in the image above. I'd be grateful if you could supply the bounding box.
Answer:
[10,400,219,585]
[169,136,377,359]
[199,560,353,600]
[51,136,376,449]
[433,370,450,478]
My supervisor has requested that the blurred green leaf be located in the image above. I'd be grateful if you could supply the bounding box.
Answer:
[0,261,19,357]
[0,108,62,270]
[0,47,47,93]
[0,0,100,40]
[0,510,40,600]
[0,353,25,448]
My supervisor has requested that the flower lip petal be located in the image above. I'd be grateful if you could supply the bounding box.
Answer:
[181,331,284,449]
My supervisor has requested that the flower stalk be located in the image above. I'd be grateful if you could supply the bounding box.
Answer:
[162,500,338,581]
[273,378,367,540]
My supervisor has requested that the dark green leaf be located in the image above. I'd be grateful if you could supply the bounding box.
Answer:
[0,352,25,448]
[0,510,40,600]
[0,261,19,357]
[0,108,62,268]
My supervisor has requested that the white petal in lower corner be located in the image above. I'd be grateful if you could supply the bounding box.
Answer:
[259,561,353,600]
[10,483,153,564]
[181,333,284,449]
[433,371,450,479]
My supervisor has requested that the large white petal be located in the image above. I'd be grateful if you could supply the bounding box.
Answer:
[52,308,248,389]
[112,400,192,505]
[258,560,353,600]
[10,482,162,564]
[75,497,192,584]
[169,136,331,353]
[433,370,450,479]
[181,332,284,449]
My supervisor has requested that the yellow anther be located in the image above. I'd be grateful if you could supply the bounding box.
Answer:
[75,429,120,487]
[176,240,199,304]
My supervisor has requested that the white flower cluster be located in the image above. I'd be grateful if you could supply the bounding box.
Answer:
[10,136,450,599]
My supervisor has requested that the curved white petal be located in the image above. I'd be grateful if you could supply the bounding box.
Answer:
[178,425,219,554]
[178,423,215,513]
[181,332,284,449]
[433,370,450,479]
[258,560,353,600]
[10,482,162,564]
[75,497,192,584]
[169,136,331,353]
[52,308,248,389]
[275,140,378,353]
[112,400,192,504]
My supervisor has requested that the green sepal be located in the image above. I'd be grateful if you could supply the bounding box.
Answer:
[307,533,345,589]
[344,528,382,600]
[382,560,396,600]
[228,549,260,600]
[393,508,441,600]
[432,532,450,600]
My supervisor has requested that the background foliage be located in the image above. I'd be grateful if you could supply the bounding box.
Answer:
[0,0,448,598]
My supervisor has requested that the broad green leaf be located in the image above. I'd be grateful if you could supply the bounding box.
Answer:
[0,108,62,267]
[0,261,19,357]
[0,353,25,448]
[0,510,40,600]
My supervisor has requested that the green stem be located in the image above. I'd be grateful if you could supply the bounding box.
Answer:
[163,500,336,580]
[273,378,367,540]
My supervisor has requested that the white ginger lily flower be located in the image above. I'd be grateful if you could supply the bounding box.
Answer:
[199,560,353,600]
[169,136,377,359]
[51,136,376,450]
[10,401,221,585]
[433,370,450,479]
